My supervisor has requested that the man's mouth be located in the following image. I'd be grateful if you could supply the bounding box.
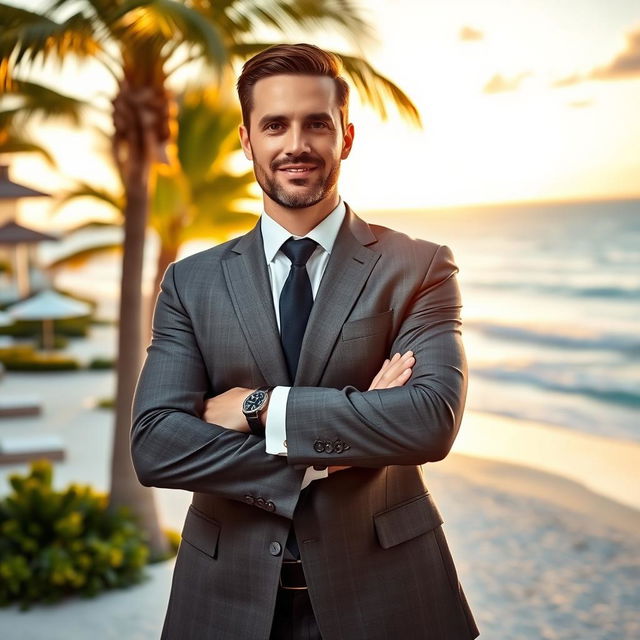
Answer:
[277,164,317,174]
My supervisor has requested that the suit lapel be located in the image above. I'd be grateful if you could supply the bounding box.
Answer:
[295,206,380,386]
[222,204,380,387]
[222,222,291,386]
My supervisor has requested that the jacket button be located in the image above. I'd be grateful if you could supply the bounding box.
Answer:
[269,541,282,556]
[323,440,334,453]
[313,440,325,453]
[266,501,276,512]
[244,494,255,504]
[256,496,266,508]
[334,441,344,453]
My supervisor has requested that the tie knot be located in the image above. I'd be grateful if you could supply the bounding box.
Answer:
[280,237,318,266]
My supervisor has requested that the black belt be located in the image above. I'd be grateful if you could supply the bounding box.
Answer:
[279,559,307,590]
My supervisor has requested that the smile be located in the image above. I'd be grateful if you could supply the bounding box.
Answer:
[278,165,317,174]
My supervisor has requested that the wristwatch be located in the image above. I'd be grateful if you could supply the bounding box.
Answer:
[242,386,274,436]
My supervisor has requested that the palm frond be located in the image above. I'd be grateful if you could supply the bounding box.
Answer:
[176,87,242,183]
[64,219,121,233]
[47,243,122,269]
[113,0,226,72]
[1,79,86,126]
[197,0,376,50]
[0,134,55,165]
[0,9,102,89]
[0,3,50,29]
[339,53,421,127]
[56,182,125,216]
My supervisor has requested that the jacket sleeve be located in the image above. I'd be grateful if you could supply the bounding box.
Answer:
[130,262,305,520]
[284,244,468,468]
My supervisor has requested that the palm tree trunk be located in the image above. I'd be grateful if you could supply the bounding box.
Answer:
[142,242,178,354]
[109,156,169,559]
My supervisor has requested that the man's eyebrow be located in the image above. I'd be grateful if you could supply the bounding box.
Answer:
[305,112,334,121]
[257,114,288,128]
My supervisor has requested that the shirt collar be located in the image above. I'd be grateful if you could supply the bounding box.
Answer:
[260,197,346,264]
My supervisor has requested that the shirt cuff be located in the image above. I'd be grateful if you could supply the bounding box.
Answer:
[265,386,290,455]
[301,465,330,490]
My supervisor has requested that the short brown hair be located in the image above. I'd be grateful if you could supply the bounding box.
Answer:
[236,43,350,132]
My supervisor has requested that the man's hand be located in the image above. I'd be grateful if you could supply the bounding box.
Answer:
[202,387,254,433]
[367,350,415,391]
[328,350,415,475]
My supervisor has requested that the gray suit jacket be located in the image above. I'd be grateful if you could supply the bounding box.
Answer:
[131,204,480,639]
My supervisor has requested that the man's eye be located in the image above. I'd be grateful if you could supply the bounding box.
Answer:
[309,121,328,129]
[266,122,283,131]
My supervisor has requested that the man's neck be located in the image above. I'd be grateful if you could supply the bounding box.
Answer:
[263,191,340,236]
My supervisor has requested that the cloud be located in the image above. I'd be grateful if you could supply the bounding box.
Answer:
[459,26,484,41]
[552,73,584,88]
[483,72,532,94]
[591,27,640,80]
[567,99,594,108]
[553,26,640,87]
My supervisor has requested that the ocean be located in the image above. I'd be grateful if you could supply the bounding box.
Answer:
[52,198,640,446]
[366,198,640,445]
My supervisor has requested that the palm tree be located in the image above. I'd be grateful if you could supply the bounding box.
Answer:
[0,0,421,558]
[55,84,259,346]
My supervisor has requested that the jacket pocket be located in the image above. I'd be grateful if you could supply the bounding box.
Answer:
[341,308,393,341]
[181,505,221,559]
[373,491,444,549]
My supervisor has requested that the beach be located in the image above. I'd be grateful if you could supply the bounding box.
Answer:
[1,334,639,639]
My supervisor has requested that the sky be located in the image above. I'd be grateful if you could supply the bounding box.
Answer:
[5,0,640,227]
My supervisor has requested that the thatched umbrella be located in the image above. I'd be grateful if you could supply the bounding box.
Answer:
[5,289,91,351]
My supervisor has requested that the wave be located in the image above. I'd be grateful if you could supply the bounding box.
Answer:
[465,320,640,354]
[464,280,640,300]
[471,362,640,409]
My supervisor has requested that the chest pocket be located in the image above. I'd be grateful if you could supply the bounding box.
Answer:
[341,308,393,341]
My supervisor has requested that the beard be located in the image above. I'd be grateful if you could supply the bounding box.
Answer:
[253,152,340,209]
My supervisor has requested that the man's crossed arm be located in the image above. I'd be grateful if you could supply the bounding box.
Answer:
[201,350,416,476]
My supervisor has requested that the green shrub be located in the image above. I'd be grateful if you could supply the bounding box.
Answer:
[0,460,149,609]
[0,347,80,371]
[0,317,91,340]
[88,357,114,370]
[1,357,80,371]
[95,397,114,409]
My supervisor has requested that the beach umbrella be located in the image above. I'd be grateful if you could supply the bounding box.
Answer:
[5,289,91,351]
[0,164,56,299]
[0,220,59,301]
[0,165,49,200]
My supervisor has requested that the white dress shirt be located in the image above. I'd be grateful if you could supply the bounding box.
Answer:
[261,198,346,490]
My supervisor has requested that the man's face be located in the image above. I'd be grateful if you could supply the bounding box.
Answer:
[239,74,354,210]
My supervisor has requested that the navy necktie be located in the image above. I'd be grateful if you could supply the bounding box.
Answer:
[278,236,318,559]
[279,237,318,382]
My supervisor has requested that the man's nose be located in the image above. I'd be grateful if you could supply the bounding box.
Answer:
[283,125,311,156]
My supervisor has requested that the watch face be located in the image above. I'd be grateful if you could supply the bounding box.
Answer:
[244,390,267,412]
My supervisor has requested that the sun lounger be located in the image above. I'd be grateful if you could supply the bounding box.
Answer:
[0,435,65,465]
[0,395,42,417]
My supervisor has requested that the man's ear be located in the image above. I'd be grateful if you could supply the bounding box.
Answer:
[341,122,355,160]
[239,124,253,161]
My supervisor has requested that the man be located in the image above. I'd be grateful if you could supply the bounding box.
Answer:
[131,43,479,640]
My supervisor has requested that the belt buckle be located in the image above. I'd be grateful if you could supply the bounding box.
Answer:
[279,559,308,590]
